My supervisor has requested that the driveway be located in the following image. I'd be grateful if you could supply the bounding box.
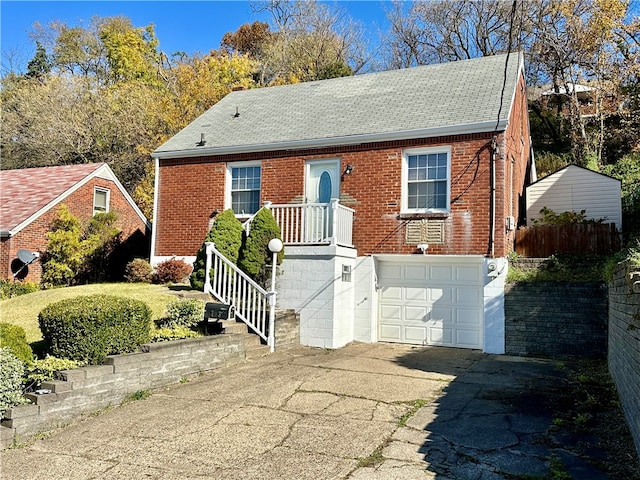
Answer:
[0,343,620,479]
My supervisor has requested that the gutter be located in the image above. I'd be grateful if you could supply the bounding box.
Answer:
[153,120,509,160]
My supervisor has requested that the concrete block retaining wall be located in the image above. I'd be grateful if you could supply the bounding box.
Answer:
[608,261,640,458]
[504,282,608,358]
[1,312,299,449]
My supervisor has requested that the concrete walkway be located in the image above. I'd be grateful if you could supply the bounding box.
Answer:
[0,343,611,479]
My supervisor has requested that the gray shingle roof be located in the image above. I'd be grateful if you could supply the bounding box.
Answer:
[155,53,523,158]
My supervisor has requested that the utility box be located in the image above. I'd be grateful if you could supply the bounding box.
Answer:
[204,302,235,322]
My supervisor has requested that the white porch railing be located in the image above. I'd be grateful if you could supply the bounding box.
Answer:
[248,199,354,247]
[204,242,276,351]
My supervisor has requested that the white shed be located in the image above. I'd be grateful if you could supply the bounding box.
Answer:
[526,165,622,231]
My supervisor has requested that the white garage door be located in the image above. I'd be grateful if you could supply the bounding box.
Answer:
[377,258,484,349]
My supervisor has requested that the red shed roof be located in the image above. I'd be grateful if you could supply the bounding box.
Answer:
[0,163,147,235]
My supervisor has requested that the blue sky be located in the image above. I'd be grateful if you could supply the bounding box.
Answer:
[1,1,392,72]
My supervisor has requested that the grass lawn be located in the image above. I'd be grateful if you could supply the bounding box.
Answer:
[0,283,178,344]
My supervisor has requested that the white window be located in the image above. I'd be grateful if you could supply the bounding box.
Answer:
[93,187,110,215]
[227,161,262,216]
[401,147,451,213]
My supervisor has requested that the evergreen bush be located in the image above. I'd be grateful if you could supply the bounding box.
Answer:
[38,295,151,365]
[0,348,29,418]
[190,209,244,290]
[238,208,283,289]
[0,323,33,365]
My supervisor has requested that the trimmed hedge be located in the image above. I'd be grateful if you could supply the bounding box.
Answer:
[38,295,152,365]
[0,323,33,365]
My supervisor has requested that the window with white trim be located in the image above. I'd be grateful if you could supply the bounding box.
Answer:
[402,147,451,213]
[93,187,110,215]
[227,161,262,216]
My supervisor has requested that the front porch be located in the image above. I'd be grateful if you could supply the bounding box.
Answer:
[256,199,354,248]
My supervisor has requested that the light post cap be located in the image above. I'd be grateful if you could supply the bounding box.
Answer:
[268,238,283,253]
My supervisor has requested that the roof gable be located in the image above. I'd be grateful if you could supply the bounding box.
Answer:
[528,164,621,188]
[155,53,525,158]
[0,163,149,235]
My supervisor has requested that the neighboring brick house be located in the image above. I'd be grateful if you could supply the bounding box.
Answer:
[0,163,150,283]
[152,53,533,353]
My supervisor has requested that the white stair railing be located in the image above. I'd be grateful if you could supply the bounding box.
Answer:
[204,242,276,351]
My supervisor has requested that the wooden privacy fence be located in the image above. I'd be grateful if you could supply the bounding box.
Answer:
[515,223,621,257]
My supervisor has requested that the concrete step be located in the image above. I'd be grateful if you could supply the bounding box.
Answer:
[219,320,249,335]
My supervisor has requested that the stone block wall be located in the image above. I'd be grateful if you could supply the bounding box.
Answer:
[504,282,608,358]
[1,312,300,449]
[608,261,640,458]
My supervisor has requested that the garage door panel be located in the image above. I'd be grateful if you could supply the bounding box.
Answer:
[380,324,402,342]
[456,287,482,304]
[380,304,401,320]
[430,265,453,281]
[429,287,452,303]
[455,329,481,348]
[427,326,453,345]
[405,326,428,343]
[429,308,453,324]
[378,264,403,280]
[378,259,483,349]
[456,265,482,282]
[405,287,428,301]
[405,265,427,281]
[380,286,402,301]
[405,306,428,321]
[456,308,482,326]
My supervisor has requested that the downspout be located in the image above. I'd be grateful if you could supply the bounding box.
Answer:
[489,136,498,258]
[149,157,160,264]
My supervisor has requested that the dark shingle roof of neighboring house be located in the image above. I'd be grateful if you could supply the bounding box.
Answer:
[155,52,524,159]
[0,163,149,236]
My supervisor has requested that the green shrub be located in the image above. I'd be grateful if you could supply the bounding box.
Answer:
[190,209,244,290]
[153,258,192,284]
[0,280,39,299]
[0,323,33,365]
[238,208,283,289]
[160,299,204,329]
[150,325,201,342]
[24,356,83,391]
[531,207,604,226]
[0,348,29,418]
[38,295,152,365]
[41,205,122,288]
[124,258,153,283]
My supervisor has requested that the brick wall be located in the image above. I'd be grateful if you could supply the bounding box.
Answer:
[156,135,527,260]
[2,179,149,283]
[608,261,640,458]
[504,282,608,358]
[1,311,300,449]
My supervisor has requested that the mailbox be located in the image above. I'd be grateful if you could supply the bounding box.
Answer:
[204,302,235,322]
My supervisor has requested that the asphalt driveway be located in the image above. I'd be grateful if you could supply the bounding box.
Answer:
[0,343,623,479]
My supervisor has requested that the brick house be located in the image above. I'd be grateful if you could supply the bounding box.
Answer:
[152,53,533,354]
[0,163,150,283]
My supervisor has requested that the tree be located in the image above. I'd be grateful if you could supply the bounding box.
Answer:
[25,41,51,80]
[383,0,530,68]
[238,208,283,289]
[221,0,368,85]
[190,210,244,291]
